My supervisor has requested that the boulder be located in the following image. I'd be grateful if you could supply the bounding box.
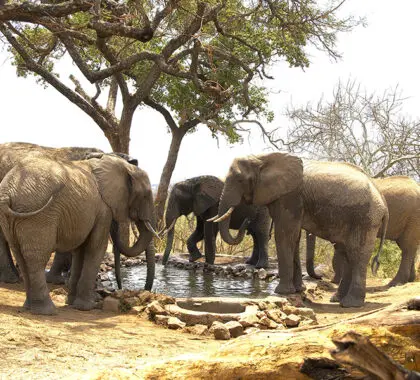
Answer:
[155,315,170,326]
[209,322,230,340]
[239,313,260,328]
[102,296,120,313]
[168,317,186,330]
[258,268,268,280]
[185,324,208,336]
[296,307,317,321]
[284,314,301,328]
[224,321,244,338]
[147,301,167,316]
[266,309,287,324]
[258,316,278,329]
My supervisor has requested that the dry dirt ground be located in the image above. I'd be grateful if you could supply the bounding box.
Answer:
[0,277,418,379]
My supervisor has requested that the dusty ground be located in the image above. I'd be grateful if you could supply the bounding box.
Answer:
[0,276,418,379]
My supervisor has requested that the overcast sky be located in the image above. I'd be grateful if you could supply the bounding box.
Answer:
[1,0,419,184]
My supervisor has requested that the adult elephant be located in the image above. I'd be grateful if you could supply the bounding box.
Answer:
[213,153,388,308]
[306,175,419,287]
[161,176,271,268]
[0,153,157,315]
[0,142,135,286]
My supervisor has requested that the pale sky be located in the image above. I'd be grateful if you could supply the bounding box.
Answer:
[1,0,419,184]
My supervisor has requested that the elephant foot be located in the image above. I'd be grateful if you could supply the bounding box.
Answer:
[339,295,365,308]
[0,269,20,284]
[245,256,258,266]
[274,282,296,295]
[71,298,96,311]
[23,297,31,309]
[27,298,57,315]
[255,259,269,269]
[388,276,409,288]
[330,292,340,303]
[66,294,76,305]
[45,271,66,285]
[189,251,203,262]
[295,283,306,293]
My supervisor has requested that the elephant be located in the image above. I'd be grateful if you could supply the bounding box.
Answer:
[0,153,157,315]
[306,175,419,287]
[161,176,271,268]
[0,142,137,287]
[213,153,388,308]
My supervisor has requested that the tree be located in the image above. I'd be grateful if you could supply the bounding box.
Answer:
[0,0,361,223]
[286,79,420,179]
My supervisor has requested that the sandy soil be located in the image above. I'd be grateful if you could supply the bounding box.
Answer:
[0,278,418,379]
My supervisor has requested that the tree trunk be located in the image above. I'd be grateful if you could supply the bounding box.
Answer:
[155,128,186,227]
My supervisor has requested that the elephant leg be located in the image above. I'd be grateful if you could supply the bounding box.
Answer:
[388,235,419,287]
[203,221,216,264]
[46,251,72,284]
[305,232,322,279]
[0,231,20,283]
[25,250,56,315]
[245,229,260,266]
[331,245,345,284]
[187,217,204,262]
[292,230,304,292]
[339,233,376,308]
[71,223,109,311]
[269,195,303,295]
[330,244,350,302]
[409,261,417,282]
[11,245,31,308]
[256,228,270,269]
[67,249,83,305]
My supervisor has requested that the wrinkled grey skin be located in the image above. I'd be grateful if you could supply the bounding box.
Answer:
[307,176,419,287]
[0,143,138,287]
[216,153,388,308]
[162,176,271,268]
[0,153,155,315]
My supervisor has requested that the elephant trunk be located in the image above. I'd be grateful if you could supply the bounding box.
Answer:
[305,231,322,279]
[144,239,155,291]
[162,221,175,265]
[217,201,248,245]
[115,220,154,258]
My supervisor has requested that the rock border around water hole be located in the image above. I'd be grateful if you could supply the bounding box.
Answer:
[98,290,318,341]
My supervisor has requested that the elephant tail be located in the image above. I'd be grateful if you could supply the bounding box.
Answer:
[3,184,64,218]
[371,211,389,275]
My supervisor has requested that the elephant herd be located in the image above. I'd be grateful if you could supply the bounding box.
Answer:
[0,143,418,314]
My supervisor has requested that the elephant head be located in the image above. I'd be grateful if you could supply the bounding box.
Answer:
[162,176,223,265]
[215,152,303,245]
[89,154,157,290]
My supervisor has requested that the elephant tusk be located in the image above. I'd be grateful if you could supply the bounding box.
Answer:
[145,221,161,240]
[206,214,220,222]
[212,207,235,223]
[160,219,176,236]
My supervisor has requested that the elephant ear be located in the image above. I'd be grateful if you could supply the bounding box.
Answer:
[193,179,223,215]
[89,155,130,221]
[253,152,303,205]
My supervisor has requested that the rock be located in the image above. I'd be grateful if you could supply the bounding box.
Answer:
[284,314,301,328]
[155,315,170,326]
[185,324,208,336]
[256,311,266,318]
[124,297,139,307]
[239,313,260,328]
[209,322,230,340]
[113,290,125,299]
[137,291,153,305]
[258,316,278,329]
[168,317,186,330]
[296,307,317,321]
[258,268,268,280]
[282,305,299,315]
[265,296,289,308]
[266,309,287,324]
[244,327,259,335]
[102,296,120,312]
[51,287,68,296]
[101,280,113,288]
[224,321,244,338]
[147,301,167,316]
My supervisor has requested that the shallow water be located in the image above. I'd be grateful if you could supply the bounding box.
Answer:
[112,264,279,299]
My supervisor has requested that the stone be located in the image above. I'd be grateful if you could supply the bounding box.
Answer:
[137,291,153,305]
[239,313,260,328]
[266,309,287,324]
[155,315,170,326]
[209,322,230,340]
[284,314,301,328]
[102,296,120,312]
[265,296,289,308]
[185,324,208,336]
[258,316,278,329]
[296,307,317,321]
[147,301,167,316]
[101,281,113,288]
[124,297,139,307]
[244,327,259,335]
[224,321,244,338]
[282,305,299,315]
[258,268,268,280]
[168,317,186,330]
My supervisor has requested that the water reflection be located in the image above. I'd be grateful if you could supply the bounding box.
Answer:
[110,265,279,298]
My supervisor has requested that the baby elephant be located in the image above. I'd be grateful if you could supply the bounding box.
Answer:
[0,154,157,315]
